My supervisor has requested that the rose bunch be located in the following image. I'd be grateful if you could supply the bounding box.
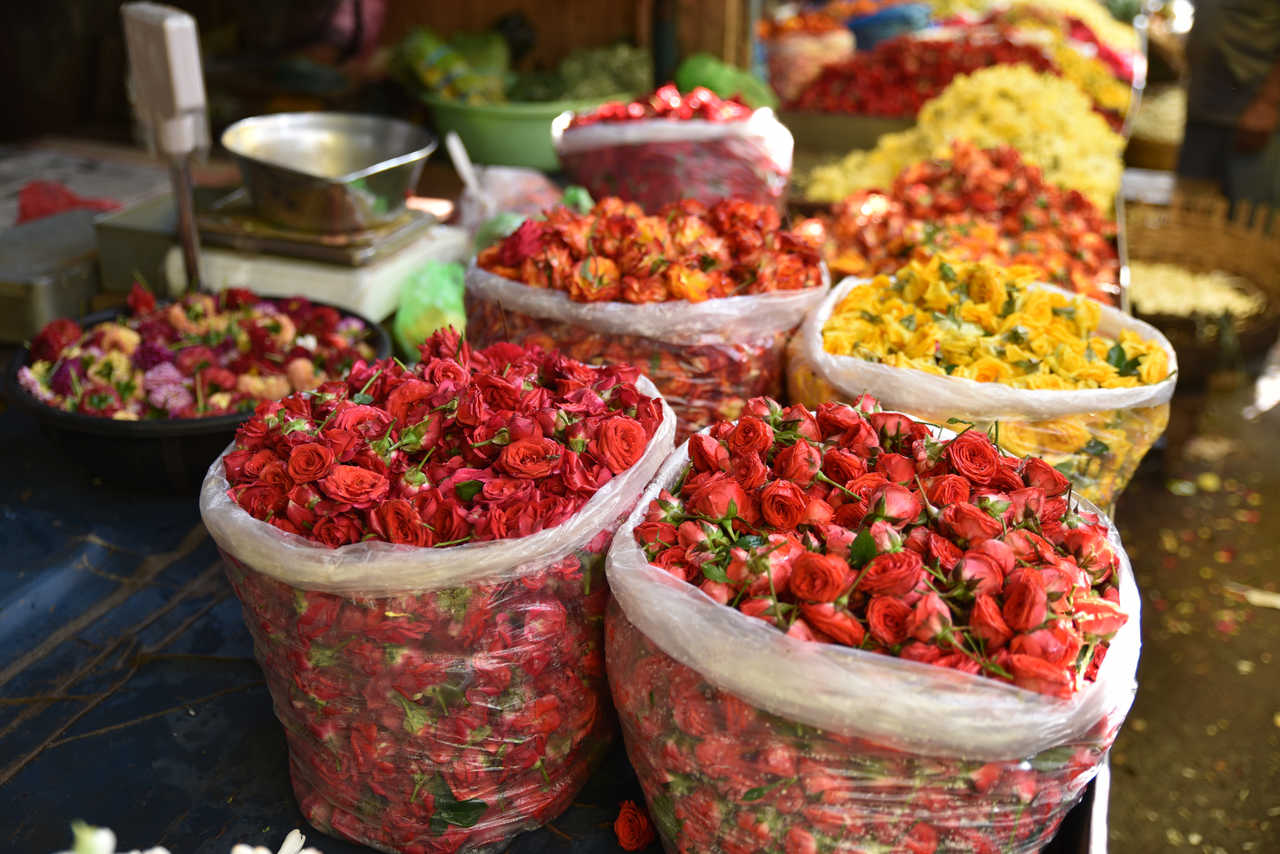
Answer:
[206,330,673,853]
[18,285,375,420]
[223,329,663,547]
[633,396,1128,697]
[568,84,753,127]
[608,397,1138,854]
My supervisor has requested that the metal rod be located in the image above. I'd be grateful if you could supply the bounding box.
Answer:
[169,156,201,292]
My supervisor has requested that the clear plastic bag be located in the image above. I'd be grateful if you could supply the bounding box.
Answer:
[787,278,1177,508]
[464,263,827,442]
[605,433,1141,854]
[198,384,676,854]
[551,111,794,211]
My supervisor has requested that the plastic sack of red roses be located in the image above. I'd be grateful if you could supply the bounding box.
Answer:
[605,399,1140,854]
[551,107,793,211]
[465,263,826,444]
[199,331,676,854]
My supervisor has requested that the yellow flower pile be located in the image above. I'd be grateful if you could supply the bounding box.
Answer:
[928,0,1141,56]
[821,257,1172,389]
[806,65,1125,210]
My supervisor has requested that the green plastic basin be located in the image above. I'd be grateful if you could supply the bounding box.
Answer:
[423,93,627,171]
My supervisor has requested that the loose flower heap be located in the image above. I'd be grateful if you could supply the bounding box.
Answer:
[469,198,824,440]
[217,330,665,853]
[811,141,1120,302]
[557,86,788,210]
[610,397,1133,854]
[476,197,822,303]
[820,258,1170,388]
[19,285,375,420]
[634,397,1128,697]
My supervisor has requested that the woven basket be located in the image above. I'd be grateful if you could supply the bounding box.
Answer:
[1125,197,1280,382]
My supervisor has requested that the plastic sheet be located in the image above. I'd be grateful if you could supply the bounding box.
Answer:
[465,264,827,442]
[787,278,1177,508]
[199,387,675,854]
[552,111,794,211]
[605,434,1141,854]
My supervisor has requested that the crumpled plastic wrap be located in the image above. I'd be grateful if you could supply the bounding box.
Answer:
[787,277,1177,508]
[552,111,794,211]
[605,434,1141,854]
[465,263,827,442]
[199,387,675,854]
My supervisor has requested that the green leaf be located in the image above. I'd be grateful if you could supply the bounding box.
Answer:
[454,480,483,502]
[353,392,374,405]
[430,787,488,833]
[1104,343,1142,377]
[848,529,877,569]
[1082,438,1110,457]
[1028,745,1076,772]
[939,261,958,283]
[391,692,432,735]
[1051,306,1076,319]
[736,534,768,550]
[648,792,682,841]
[900,313,917,331]
[742,775,798,802]
[1000,291,1018,317]
[702,562,730,584]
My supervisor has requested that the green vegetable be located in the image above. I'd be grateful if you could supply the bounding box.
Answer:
[393,261,466,361]
[473,212,527,252]
[561,185,594,214]
[675,53,778,109]
[447,31,509,76]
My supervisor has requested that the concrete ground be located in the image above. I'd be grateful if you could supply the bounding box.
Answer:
[1108,370,1280,852]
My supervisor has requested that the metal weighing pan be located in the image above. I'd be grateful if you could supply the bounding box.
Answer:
[222,112,437,234]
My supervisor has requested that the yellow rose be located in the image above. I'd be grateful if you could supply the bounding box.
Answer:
[958,356,1016,384]
[1139,349,1171,385]
[1002,415,1094,456]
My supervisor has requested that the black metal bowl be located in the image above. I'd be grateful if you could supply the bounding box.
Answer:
[4,301,391,494]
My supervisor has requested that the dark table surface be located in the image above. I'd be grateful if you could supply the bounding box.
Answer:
[0,404,1096,854]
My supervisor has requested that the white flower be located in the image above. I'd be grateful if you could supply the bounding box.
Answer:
[53,821,170,854]
[229,829,322,854]
[295,334,318,351]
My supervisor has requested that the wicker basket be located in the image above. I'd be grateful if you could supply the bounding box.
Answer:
[1125,197,1280,382]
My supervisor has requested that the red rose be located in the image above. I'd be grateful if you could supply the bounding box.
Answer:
[846,472,889,501]
[1011,626,1081,668]
[814,402,865,439]
[1075,596,1128,638]
[319,464,390,508]
[384,379,436,428]
[790,553,851,602]
[689,472,753,522]
[234,483,287,519]
[866,596,912,645]
[1021,456,1071,496]
[31,317,82,363]
[875,452,916,484]
[287,443,336,483]
[311,513,365,548]
[1063,526,1118,583]
[868,411,924,450]
[1003,529,1055,563]
[689,434,729,472]
[1002,574,1049,632]
[821,448,867,486]
[802,498,834,526]
[496,438,563,479]
[223,448,255,484]
[927,532,963,570]
[832,499,867,529]
[968,593,1011,650]
[773,441,823,486]
[726,416,774,456]
[957,550,1004,596]
[370,499,428,546]
[779,404,822,441]
[944,430,1000,484]
[939,501,1003,544]
[635,520,679,550]
[127,282,156,315]
[800,603,866,646]
[731,453,769,491]
[867,483,922,528]
[907,593,951,642]
[592,416,649,474]
[989,461,1025,492]
[858,550,924,597]
[332,403,393,438]
[759,480,809,530]
[925,474,971,506]
[614,800,656,852]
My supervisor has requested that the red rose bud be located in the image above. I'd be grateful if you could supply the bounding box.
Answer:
[1003,529,1055,563]
[1074,596,1128,638]
[799,603,866,646]
[786,618,819,642]
[497,438,563,479]
[1002,574,1049,632]
[939,501,1003,545]
[944,430,1001,485]
[907,592,953,642]
[287,443,336,483]
[971,593,1013,649]
[773,440,823,486]
[869,520,904,554]
[867,483,922,528]
[727,416,774,456]
[802,498,834,527]
[690,473,754,523]
[790,553,852,602]
[927,533,963,570]
[1063,526,1118,583]
[700,579,734,604]
[1009,653,1074,698]
[957,550,1005,596]
[732,454,769,491]
[760,479,809,529]
[779,404,822,441]
[857,550,924,597]
[972,538,1015,574]
[875,452,916,484]
[690,434,730,472]
[814,402,867,439]
[739,596,780,625]
[903,526,930,554]
[1021,456,1071,496]
[592,415,649,474]
[866,595,912,645]
[867,411,922,450]
[821,448,868,485]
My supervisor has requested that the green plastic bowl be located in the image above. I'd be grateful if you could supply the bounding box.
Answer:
[423,93,629,171]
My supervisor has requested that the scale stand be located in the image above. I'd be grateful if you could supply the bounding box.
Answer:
[122,2,209,293]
